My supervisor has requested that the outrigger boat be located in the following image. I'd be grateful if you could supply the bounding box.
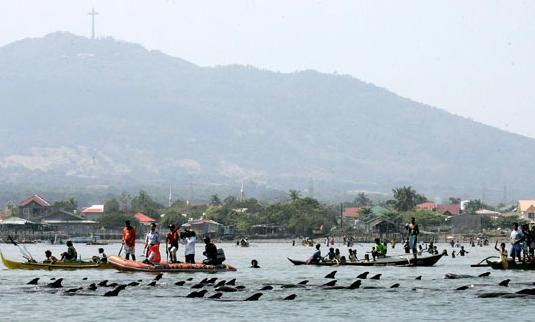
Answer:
[1,251,111,270]
[107,255,237,273]
[486,259,535,270]
[288,254,443,267]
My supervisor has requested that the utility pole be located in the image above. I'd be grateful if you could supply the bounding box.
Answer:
[240,181,245,202]
[340,203,344,232]
[88,7,98,39]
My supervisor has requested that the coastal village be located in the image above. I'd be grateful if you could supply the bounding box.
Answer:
[1,192,534,243]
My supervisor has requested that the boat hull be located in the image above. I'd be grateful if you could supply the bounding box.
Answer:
[107,255,237,273]
[288,254,443,267]
[487,259,535,270]
[1,251,111,270]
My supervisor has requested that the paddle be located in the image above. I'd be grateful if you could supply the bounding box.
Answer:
[117,243,124,256]
[7,235,35,262]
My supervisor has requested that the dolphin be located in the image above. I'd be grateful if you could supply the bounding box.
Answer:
[478,272,491,277]
[390,283,400,289]
[357,272,369,279]
[415,276,422,280]
[324,271,337,279]
[456,285,470,291]
[191,283,204,289]
[199,278,208,284]
[128,281,140,287]
[154,273,164,281]
[370,274,382,280]
[27,278,39,285]
[104,285,127,297]
[206,277,218,284]
[47,278,63,288]
[283,294,297,300]
[82,277,88,280]
[297,280,309,285]
[107,283,118,288]
[444,274,474,279]
[187,290,208,298]
[214,280,226,287]
[226,278,236,286]
[208,292,223,299]
[260,285,273,291]
[174,281,186,286]
[65,287,83,293]
[235,285,246,290]
[516,288,535,295]
[477,292,511,298]
[244,293,263,301]
[87,283,97,291]
[147,281,157,287]
[215,286,238,292]
[498,279,511,287]
[347,280,362,289]
[322,280,337,287]
[186,278,194,281]
[98,280,108,287]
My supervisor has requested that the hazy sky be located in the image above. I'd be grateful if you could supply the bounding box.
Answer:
[2,1,534,137]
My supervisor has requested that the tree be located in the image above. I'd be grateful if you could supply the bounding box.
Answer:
[209,194,222,206]
[104,198,121,213]
[52,197,78,212]
[392,186,419,211]
[159,212,188,228]
[289,190,301,202]
[131,190,163,218]
[464,200,483,215]
[449,197,461,205]
[353,193,371,207]
[119,192,131,212]
[98,212,138,229]
[223,196,237,206]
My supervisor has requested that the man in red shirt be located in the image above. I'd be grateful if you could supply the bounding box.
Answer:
[166,224,180,263]
[122,220,136,261]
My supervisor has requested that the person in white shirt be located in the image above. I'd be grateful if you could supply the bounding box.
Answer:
[510,222,524,261]
[180,228,196,263]
[143,223,161,257]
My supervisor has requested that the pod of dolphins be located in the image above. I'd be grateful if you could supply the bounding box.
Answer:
[21,270,535,301]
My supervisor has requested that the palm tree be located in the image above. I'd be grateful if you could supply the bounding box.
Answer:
[392,186,418,211]
[289,190,301,202]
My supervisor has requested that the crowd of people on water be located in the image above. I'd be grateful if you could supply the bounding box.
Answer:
[121,220,226,266]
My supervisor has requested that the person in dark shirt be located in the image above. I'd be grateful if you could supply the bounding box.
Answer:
[202,236,220,265]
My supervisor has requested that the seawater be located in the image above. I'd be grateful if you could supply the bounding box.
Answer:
[0,242,534,322]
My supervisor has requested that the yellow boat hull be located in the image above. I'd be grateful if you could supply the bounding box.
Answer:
[1,251,112,270]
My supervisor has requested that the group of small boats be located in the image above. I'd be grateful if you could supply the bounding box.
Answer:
[0,251,236,272]
[288,254,444,267]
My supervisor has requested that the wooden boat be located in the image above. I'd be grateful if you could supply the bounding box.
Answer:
[288,254,443,267]
[1,251,112,270]
[486,259,535,270]
[107,255,237,273]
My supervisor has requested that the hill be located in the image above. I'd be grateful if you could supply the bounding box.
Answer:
[0,32,532,202]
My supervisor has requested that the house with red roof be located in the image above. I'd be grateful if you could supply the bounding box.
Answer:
[436,204,461,216]
[416,202,436,212]
[133,212,157,226]
[81,205,104,220]
[18,194,51,221]
[343,207,359,218]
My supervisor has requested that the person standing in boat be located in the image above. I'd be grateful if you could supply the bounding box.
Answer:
[166,224,180,263]
[510,222,524,262]
[180,228,197,263]
[407,217,419,259]
[494,241,508,269]
[143,223,161,257]
[122,220,136,261]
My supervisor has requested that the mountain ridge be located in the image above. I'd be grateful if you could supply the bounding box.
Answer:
[0,32,533,202]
